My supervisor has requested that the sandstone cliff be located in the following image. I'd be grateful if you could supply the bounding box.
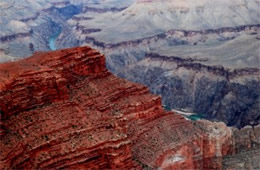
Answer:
[0,46,259,169]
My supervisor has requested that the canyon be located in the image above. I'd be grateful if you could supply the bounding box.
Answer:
[0,0,259,128]
[0,46,259,169]
[118,51,260,128]
[0,0,79,58]
[69,0,259,128]
[0,1,259,169]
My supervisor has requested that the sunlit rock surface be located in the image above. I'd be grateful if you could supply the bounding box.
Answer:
[0,46,259,169]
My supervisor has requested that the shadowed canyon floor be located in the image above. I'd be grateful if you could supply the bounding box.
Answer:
[0,46,259,169]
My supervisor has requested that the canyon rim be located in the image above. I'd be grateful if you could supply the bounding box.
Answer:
[0,0,260,169]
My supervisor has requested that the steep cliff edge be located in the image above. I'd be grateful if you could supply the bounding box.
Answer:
[0,46,259,169]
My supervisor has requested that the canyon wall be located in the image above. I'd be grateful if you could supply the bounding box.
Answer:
[65,1,259,129]
[0,46,259,169]
[73,24,260,129]
[118,52,260,128]
[0,0,81,58]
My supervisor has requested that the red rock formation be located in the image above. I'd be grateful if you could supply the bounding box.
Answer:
[0,46,235,169]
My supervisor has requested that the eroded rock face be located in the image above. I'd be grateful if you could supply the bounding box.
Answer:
[0,46,258,169]
[118,52,260,128]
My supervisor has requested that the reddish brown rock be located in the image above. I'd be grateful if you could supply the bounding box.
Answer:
[0,46,250,170]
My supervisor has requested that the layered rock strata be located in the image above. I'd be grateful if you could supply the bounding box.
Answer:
[118,51,260,128]
[0,46,259,169]
[81,25,260,49]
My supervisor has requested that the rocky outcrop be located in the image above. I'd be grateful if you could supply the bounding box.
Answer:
[0,46,259,169]
[0,46,136,169]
